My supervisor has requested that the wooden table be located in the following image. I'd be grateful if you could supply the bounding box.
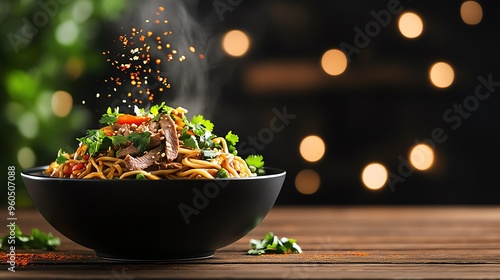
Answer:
[1,206,500,279]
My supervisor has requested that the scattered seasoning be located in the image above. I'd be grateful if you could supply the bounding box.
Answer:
[99,5,206,106]
[0,252,95,267]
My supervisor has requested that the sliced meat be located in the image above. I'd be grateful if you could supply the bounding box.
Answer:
[113,123,132,136]
[116,144,140,159]
[159,114,179,162]
[146,133,162,149]
[136,121,158,134]
[124,146,163,171]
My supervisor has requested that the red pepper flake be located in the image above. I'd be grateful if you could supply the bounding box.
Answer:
[0,252,95,266]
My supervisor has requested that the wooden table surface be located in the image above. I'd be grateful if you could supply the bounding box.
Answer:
[1,206,500,279]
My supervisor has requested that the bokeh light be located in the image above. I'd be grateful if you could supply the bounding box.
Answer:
[52,91,73,118]
[56,20,79,46]
[300,135,326,162]
[222,30,250,57]
[362,163,388,190]
[429,62,455,88]
[321,49,348,76]
[295,169,321,195]
[410,144,435,171]
[461,1,483,25]
[398,12,424,39]
[18,147,36,169]
[17,112,39,139]
[72,0,94,23]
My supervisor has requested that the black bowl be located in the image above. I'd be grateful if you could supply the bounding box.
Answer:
[21,166,285,261]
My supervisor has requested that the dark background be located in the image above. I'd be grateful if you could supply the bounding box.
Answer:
[2,0,500,207]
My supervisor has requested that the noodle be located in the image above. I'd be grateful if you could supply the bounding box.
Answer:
[44,105,264,180]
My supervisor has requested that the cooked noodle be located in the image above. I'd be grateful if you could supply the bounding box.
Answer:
[45,105,259,180]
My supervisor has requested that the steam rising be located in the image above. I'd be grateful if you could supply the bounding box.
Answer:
[110,0,224,118]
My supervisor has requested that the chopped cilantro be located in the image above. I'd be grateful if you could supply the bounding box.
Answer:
[245,154,265,175]
[225,131,239,155]
[0,225,60,251]
[245,154,264,168]
[181,134,200,149]
[99,107,121,125]
[56,149,67,164]
[127,132,151,153]
[191,115,214,132]
[77,129,151,156]
[77,129,108,156]
[248,232,302,255]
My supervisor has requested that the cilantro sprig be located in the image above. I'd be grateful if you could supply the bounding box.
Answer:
[0,225,61,251]
[99,107,121,125]
[248,232,302,255]
[77,129,150,156]
[245,154,265,175]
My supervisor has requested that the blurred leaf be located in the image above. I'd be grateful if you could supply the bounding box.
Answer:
[6,70,38,100]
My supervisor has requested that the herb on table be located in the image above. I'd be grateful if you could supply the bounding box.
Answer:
[248,232,302,255]
[0,225,61,251]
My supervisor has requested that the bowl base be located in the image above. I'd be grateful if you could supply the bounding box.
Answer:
[96,251,215,262]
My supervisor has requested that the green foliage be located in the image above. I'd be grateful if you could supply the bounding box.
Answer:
[0,0,131,208]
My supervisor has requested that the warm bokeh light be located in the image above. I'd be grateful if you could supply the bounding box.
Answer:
[410,144,435,171]
[222,30,250,57]
[398,12,424,39]
[52,91,73,117]
[18,147,36,169]
[362,163,388,190]
[461,1,483,25]
[65,57,85,80]
[295,169,321,195]
[321,49,348,76]
[429,62,455,88]
[299,135,326,162]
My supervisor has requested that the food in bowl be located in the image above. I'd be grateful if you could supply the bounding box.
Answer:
[45,103,266,180]
[22,103,285,261]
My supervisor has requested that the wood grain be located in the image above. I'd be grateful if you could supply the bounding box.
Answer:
[1,206,499,279]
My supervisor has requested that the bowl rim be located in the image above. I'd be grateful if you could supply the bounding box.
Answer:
[22,165,286,182]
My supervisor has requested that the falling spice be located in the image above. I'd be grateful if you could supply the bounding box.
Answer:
[99,5,206,106]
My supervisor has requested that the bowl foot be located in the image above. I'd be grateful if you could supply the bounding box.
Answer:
[96,251,215,262]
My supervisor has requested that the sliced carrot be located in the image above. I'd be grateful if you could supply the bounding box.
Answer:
[117,114,150,125]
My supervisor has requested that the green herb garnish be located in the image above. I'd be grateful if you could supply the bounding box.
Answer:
[225,131,239,155]
[248,232,302,255]
[0,225,61,251]
[245,154,265,175]
[99,107,121,125]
